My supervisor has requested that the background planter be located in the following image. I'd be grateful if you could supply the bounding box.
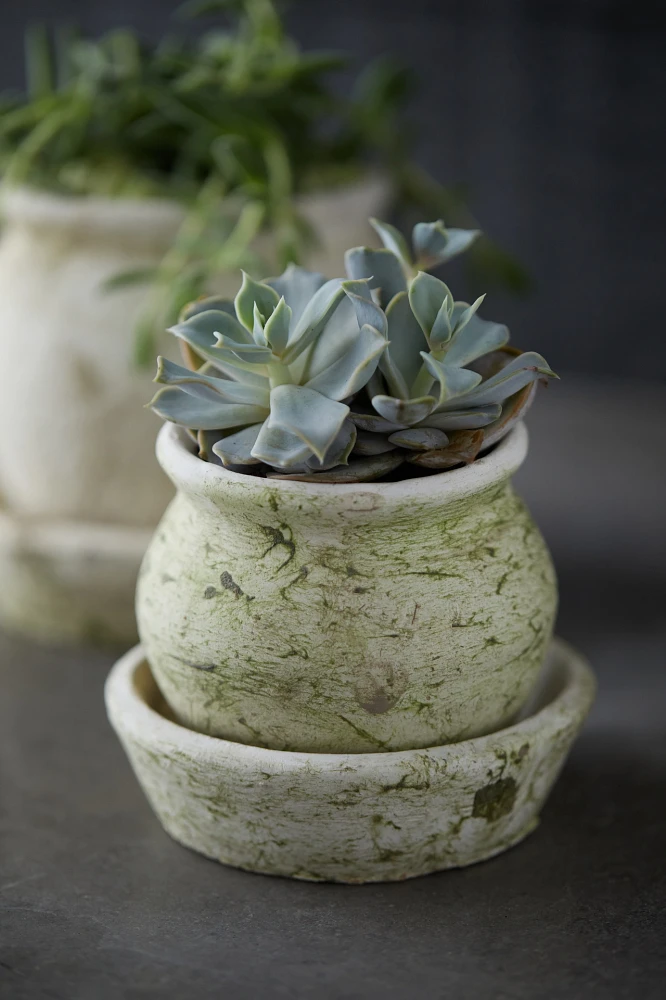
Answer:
[106,637,595,883]
[0,174,388,643]
[137,422,557,753]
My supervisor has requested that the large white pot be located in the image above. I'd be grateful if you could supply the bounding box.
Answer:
[137,422,558,752]
[0,175,389,526]
[0,175,388,643]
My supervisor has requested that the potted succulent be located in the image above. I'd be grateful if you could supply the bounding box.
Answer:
[106,218,596,882]
[0,1,445,644]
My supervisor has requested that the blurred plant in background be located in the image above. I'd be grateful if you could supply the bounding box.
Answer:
[0,0,528,363]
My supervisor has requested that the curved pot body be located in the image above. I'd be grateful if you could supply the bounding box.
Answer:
[137,422,558,753]
[0,175,388,527]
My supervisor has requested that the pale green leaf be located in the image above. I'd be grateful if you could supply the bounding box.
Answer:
[305,323,387,401]
[343,247,407,306]
[408,271,453,340]
[421,356,482,408]
[149,386,268,430]
[371,394,436,426]
[212,423,265,465]
[269,384,349,461]
[234,271,280,332]
[369,217,412,268]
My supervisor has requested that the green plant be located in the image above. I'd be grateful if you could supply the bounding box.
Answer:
[0,1,529,365]
[150,217,555,482]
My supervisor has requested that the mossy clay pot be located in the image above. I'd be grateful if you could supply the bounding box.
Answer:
[137,421,557,753]
[106,638,595,882]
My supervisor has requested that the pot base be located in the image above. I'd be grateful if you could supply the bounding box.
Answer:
[0,506,150,646]
[106,638,594,883]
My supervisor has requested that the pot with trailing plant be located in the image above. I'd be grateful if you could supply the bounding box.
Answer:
[106,217,595,882]
[0,0,446,644]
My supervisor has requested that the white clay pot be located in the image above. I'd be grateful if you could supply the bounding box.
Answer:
[106,637,595,883]
[136,422,558,753]
[0,175,388,643]
[0,174,389,526]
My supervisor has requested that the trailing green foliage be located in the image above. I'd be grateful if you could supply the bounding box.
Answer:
[0,1,529,363]
[150,217,555,482]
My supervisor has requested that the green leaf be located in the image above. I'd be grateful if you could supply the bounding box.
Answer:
[384,291,427,392]
[251,422,312,468]
[420,356,482,408]
[269,384,349,461]
[369,218,412,268]
[419,404,501,431]
[305,323,387,401]
[268,451,405,483]
[305,419,357,471]
[408,272,453,341]
[371,394,436,427]
[344,247,407,307]
[444,352,558,409]
[212,423,265,466]
[154,357,269,407]
[342,279,388,337]
[282,279,346,364]
[149,386,267,430]
[388,427,449,451]
[234,271,280,332]
[444,312,509,368]
[263,296,292,356]
[266,264,326,328]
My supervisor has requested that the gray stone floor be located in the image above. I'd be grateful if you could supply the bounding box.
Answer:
[1,379,665,999]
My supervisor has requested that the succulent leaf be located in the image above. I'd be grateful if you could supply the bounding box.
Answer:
[372,394,437,426]
[446,352,557,409]
[211,424,265,466]
[443,312,509,368]
[353,430,396,455]
[154,357,269,407]
[408,271,453,342]
[388,427,449,451]
[263,296,292,355]
[420,404,502,430]
[267,451,405,483]
[267,384,349,462]
[150,386,268,430]
[412,221,480,267]
[420,355,483,408]
[282,278,346,363]
[305,323,387,401]
[343,247,407,307]
[251,421,312,468]
[266,264,327,327]
[369,217,412,269]
[234,271,280,332]
[384,291,428,391]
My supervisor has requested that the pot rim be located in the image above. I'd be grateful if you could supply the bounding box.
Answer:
[105,637,595,767]
[0,171,388,236]
[155,420,529,507]
[0,184,186,242]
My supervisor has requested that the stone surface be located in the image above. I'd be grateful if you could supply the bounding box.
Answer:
[137,422,557,752]
[106,637,595,883]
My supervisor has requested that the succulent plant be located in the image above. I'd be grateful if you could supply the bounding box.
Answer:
[343,219,557,471]
[150,217,556,483]
[150,266,389,474]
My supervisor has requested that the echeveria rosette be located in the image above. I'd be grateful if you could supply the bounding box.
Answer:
[149,264,388,475]
[344,219,558,468]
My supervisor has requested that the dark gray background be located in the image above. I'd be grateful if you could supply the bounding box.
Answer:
[1,0,665,381]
